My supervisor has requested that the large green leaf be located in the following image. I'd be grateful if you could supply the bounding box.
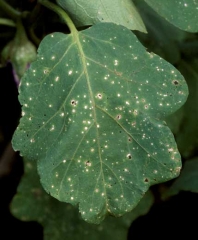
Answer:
[56,0,147,32]
[11,159,154,240]
[162,158,198,199]
[144,0,198,32]
[12,22,188,223]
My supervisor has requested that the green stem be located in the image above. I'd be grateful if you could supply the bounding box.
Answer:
[29,28,40,47]
[0,0,21,20]
[15,18,29,44]
[0,18,16,27]
[38,0,77,34]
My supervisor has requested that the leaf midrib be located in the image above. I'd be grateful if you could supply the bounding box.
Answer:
[72,30,110,212]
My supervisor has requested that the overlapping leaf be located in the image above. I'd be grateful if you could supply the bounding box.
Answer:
[11,159,154,240]
[162,158,198,199]
[133,0,186,64]
[56,0,147,32]
[12,23,188,223]
[144,0,198,32]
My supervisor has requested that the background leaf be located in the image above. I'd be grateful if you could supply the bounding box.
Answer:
[162,158,198,199]
[56,0,147,32]
[12,22,188,223]
[133,0,187,64]
[144,0,198,32]
[11,159,154,240]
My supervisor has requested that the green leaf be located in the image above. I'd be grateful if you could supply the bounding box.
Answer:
[11,159,154,240]
[176,60,198,157]
[144,0,198,32]
[166,60,198,158]
[162,158,198,199]
[133,0,187,64]
[56,0,147,32]
[12,22,188,223]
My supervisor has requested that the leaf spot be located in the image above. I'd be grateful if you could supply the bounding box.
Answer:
[50,125,55,131]
[172,80,179,85]
[55,76,59,82]
[43,69,49,74]
[114,59,119,66]
[97,93,102,99]
[144,178,149,183]
[85,161,92,167]
[116,114,122,120]
[71,100,77,106]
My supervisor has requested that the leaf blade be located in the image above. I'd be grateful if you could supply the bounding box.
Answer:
[56,0,147,32]
[12,23,188,223]
[144,0,198,32]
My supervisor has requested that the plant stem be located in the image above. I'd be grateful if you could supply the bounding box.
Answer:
[29,28,40,47]
[0,0,21,20]
[38,0,77,34]
[0,18,16,27]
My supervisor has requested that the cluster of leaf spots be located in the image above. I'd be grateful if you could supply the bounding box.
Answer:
[11,160,154,240]
[12,23,188,223]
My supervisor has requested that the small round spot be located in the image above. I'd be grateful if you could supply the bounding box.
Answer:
[116,114,122,120]
[71,100,77,106]
[144,178,149,183]
[127,153,132,159]
[43,69,49,74]
[172,80,179,85]
[97,93,102,99]
[85,161,92,167]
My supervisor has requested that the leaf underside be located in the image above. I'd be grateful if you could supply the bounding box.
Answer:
[144,0,198,32]
[56,0,147,32]
[11,159,154,240]
[12,22,188,223]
